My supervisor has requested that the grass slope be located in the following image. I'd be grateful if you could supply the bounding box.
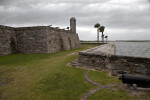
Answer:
[0,45,96,100]
[0,45,149,100]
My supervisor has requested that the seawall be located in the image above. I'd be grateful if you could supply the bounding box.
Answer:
[78,44,150,76]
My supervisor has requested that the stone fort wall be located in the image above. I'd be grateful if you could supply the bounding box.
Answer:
[78,44,150,76]
[0,25,80,56]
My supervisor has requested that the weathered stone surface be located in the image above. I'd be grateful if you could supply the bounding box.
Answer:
[0,25,16,56]
[79,44,115,56]
[70,17,76,33]
[0,25,80,56]
[78,44,150,76]
[16,27,48,54]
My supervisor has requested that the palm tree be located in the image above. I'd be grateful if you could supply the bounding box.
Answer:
[94,23,100,44]
[99,26,105,43]
[105,35,108,43]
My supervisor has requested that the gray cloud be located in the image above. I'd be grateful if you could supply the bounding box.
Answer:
[0,0,150,40]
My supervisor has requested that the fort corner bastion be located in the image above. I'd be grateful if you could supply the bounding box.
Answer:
[0,17,80,56]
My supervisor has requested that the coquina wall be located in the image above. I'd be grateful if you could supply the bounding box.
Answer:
[0,25,17,56]
[78,44,150,76]
[0,25,80,56]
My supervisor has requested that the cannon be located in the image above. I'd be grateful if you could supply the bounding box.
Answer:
[119,73,150,90]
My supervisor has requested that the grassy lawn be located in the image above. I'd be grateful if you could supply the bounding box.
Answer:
[87,89,138,100]
[87,71,121,85]
[0,45,149,100]
[87,88,150,100]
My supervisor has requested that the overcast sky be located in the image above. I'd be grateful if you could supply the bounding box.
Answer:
[0,0,150,40]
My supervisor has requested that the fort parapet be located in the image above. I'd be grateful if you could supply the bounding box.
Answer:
[0,18,80,56]
[78,44,150,76]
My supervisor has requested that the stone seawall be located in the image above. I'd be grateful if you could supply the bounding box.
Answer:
[0,25,80,56]
[78,44,150,76]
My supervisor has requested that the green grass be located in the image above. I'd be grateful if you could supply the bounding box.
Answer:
[0,44,149,100]
[87,70,121,85]
[87,71,150,100]
[87,89,137,100]
[87,89,150,100]
[0,45,96,100]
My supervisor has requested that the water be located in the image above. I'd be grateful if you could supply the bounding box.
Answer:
[110,42,150,58]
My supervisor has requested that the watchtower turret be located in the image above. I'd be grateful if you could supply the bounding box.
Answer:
[70,17,76,33]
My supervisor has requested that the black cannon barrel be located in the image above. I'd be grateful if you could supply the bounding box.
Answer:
[120,74,150,87]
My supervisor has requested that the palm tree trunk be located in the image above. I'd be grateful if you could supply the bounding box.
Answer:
[101,35,103,43]
[97,29,99,45]
[102,32,104,43]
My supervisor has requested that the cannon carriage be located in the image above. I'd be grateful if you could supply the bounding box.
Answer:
[118,71,150,90]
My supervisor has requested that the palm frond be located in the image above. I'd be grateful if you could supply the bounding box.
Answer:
[94,23,100,28]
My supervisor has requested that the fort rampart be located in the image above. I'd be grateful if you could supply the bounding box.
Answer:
[78,44,150,76]
[0,25,80,56]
